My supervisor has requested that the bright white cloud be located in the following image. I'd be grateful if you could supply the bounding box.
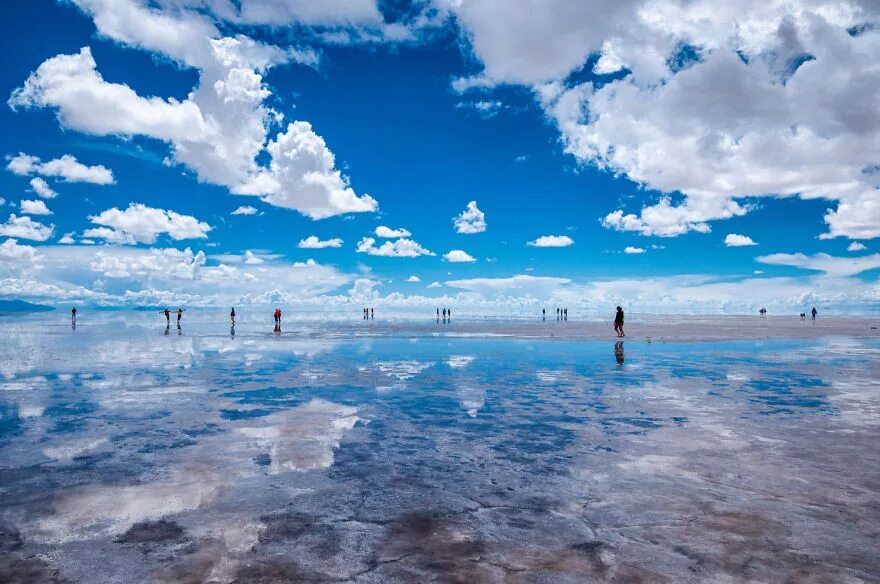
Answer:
[624,246,646,254]
[724,233,758,247]
[375,226,411,238]
[453,200,487,234]
[443,249,477,263]
[0,214,54,241]
[406,275,420,282]
[757,252,880,278]
[231,205,258,216]
[10,0,376,220]
[528,235,574,247]
[0,238,42,263]
[243,250,264,264]
[356,237,435,258]
[85,203,211,244]
[20,200,52,216]
[29,177,57,199]
[447,1,880,240]
[58,233,76,245]
[848,242,867,252]
[7,152,114,184]
[298,235,343,249]
[427,281,442,288]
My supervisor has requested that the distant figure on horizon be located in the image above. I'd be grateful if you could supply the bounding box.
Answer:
[556,308,560,320]
[800,312,806,320]
[442,308,447,320]
[614,306,625,338]
[164,308,170,324]
[71,307,77,320]
[564,308,568,321]
[447,308,452,320]
[542,308,546,321]
[177,308,184,323]
[614,341,624,366]
[371,308,374,320]
[812,307,818,320]
[759,307,767,317]
[274,308,282,325]
[436,308,440,319]
[230,307,236,324]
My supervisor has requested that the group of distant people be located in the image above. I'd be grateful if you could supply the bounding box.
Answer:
[436,308,453,322]
[163,308,185,325]
[363,308,374,320]
[760,307,819,320]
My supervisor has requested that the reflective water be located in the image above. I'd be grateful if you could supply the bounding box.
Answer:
[1,315,878,582]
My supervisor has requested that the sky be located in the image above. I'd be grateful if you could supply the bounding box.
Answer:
[0,0,878,315]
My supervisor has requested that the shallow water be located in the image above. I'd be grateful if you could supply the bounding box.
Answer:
[1,315,879,582]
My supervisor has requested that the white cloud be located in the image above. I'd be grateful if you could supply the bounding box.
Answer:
[427,281,442,288]
[406,275,420,282]
[356,237,435,258]
[375,226,411,238]
[453,200,486,234]
[624,246,646,254]
[7,152,114,184]
[85,203,211,244]
[443,249,477,263]
[243,250,264,264]
[29,177,58,199]
[20,200,52,216]
[528,234,574,247]
[446,1,880,240]
[848,242,867,252]
[0,238,42,263]
[757,252,880,278]
[298,235,343,249]
[0,214,54,241]
[724,233,758,247]
[231,205,258,216]
[9,0,375,220]
[58,233,76,245]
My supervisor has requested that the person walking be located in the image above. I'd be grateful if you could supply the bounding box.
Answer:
[811,307,818,320]
[614,306,625,338]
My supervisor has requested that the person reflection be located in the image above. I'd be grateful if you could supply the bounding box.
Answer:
[614,341,624,366]
[177,323,183,336]
[230,324,235,338]
[274,322,281,335]
[165,323,170,336]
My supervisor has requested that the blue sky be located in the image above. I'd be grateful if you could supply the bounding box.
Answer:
[0,0,878,313]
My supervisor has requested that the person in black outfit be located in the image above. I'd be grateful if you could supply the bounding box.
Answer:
[614,306,625,337]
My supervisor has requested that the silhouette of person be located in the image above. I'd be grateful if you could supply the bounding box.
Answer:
[542,308,546,321]
[811,307,817,320]
[164,308,170,324]
[177,308,183,323]
[71,307,77,319]
[564,308,568,321]
[614,341,624,365]
[442,308,447,320]
[614,306,625,338]
[371,308,374,320]
[274,308,282,324]
[556,308,560,320]
[230,307,236,324]
[447,308,452,320]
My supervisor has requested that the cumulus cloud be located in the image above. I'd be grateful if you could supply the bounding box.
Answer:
[356,237,434,257]
[375,226,411,238]
[624,246,646,254]
[724,233,757,247]
[443,249,477,263]
[447,1,880,240]
[29,178,57,199]
[406,275,420,282]
[0,238,42,263]
[848,242,867,252]
[9,0,376,220]
[453,200,486,234]
[58,233,76,245]
[231,205,258,215]
[298,235,343,249]
[0,214,54,241]
[84,203,211,245]
[528,235,574,247]
[757,252,880,278]
[20,200,52,216]
[7,152,114,184]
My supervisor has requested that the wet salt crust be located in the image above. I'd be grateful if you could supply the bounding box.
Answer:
[1,314,878,583]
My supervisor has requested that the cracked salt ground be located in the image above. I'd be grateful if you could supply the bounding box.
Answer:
[0,316,878,582]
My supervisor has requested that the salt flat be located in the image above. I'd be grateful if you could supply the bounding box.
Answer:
[0,313,878,583]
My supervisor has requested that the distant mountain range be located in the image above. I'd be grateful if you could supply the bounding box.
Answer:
[0,299,55,313]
